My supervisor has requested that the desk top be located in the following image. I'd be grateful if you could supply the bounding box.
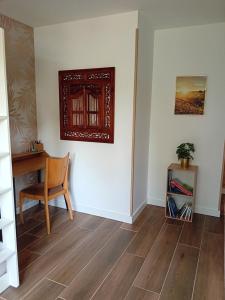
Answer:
[12,151,49,177]
[12,151,45,162]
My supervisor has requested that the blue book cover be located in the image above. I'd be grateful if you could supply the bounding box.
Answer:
[167,201,172,217]
[168,197,178,217]
[168,201,174,217]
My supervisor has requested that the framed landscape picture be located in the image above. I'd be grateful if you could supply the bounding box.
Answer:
[174,76,207,115]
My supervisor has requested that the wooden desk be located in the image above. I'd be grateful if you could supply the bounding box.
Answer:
[12,151,49,210]
[12,151,68,217]
[12,151,49,177]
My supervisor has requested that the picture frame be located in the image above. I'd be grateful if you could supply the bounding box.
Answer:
[174,76,207,115]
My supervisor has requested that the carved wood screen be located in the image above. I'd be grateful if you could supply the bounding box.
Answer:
[59,67,115,143]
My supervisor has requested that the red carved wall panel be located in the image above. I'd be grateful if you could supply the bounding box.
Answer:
[59,67,115,143]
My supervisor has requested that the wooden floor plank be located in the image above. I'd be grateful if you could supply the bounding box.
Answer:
[28,210,89,238]
[17,233,40,252]
[27,222,75,255]
[134,224,181,293]
[121,205,163,232]
[17,205,66,238]
[16,217,44,237]
[27,211,91,255]
[60,228,135,300]
[179,214,204,248]
[165,218,183,226]
[16,204,44,224]
[27,210,71,238]
[159,244,199,300]
[48,219,121,285]
[125,287,159,300]
[1,226,89,300]
[18,249,41,272]
[92,253,144,300]
[22,279,65,300]
[204,215,224,235]
[1,205,223,300]
[193,232,224,300]
[78,214,105,231]
[126,210,165,257]
[24,205,63,223]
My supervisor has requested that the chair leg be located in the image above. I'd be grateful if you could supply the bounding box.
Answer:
[44,199,51,234]
[64,192,73,220]
[19,193,24,224]
[64,198,68,211]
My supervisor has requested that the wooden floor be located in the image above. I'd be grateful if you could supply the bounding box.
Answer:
[0,204,224,300]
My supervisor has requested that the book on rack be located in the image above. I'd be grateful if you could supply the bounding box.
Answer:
[170,178,193,196]
[167,197,178,217]
[184,207,191,221]
[168,170,172,192]
[180,206,188,219]
[170,186,188,195]
[180,203,192,221]
[168,201,172,217]
[167,197,192,220]
[174,178,193,192]
[177,203,186,217]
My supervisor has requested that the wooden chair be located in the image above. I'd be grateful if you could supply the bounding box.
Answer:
[19,153,73,234]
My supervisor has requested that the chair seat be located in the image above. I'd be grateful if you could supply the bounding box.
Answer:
[21,183,65,198]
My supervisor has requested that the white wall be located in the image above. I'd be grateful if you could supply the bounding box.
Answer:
[148,23,225,216]
[132,12,154,217]
[34,12,138,222]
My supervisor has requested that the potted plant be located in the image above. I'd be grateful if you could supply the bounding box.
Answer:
[33,140,44,152]
[176,143,195,168]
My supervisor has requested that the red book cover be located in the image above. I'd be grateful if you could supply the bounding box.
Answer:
[170,180,193,196]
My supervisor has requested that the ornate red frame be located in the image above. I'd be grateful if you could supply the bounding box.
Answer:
[59,67,115,143]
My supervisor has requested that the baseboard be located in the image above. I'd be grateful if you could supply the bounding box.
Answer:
[0,273,9,294]
[131,201,147,223]
[194,205,220,217]
[148,197,165,208]
[49,198,132,223]
[148,197,220,217]
[16,201,38,214]
[0,262,6,277]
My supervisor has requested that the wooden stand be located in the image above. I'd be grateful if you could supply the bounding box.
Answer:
[165,163,198,222]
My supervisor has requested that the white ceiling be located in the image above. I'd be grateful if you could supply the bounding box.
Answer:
[0,0,224,28]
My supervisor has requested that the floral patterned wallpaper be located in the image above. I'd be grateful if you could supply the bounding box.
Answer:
[0,14,38,207]
[0,14,37,153]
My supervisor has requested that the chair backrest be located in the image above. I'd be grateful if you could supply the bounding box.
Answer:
[45,153,69,190]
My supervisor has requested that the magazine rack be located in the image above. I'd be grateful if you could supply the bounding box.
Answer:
[165,163,198,222]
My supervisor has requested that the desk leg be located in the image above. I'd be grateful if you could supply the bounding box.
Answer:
[37,170,42,206]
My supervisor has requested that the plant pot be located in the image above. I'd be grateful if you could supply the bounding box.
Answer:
[34,143,44,152]
[180,158,189,169]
